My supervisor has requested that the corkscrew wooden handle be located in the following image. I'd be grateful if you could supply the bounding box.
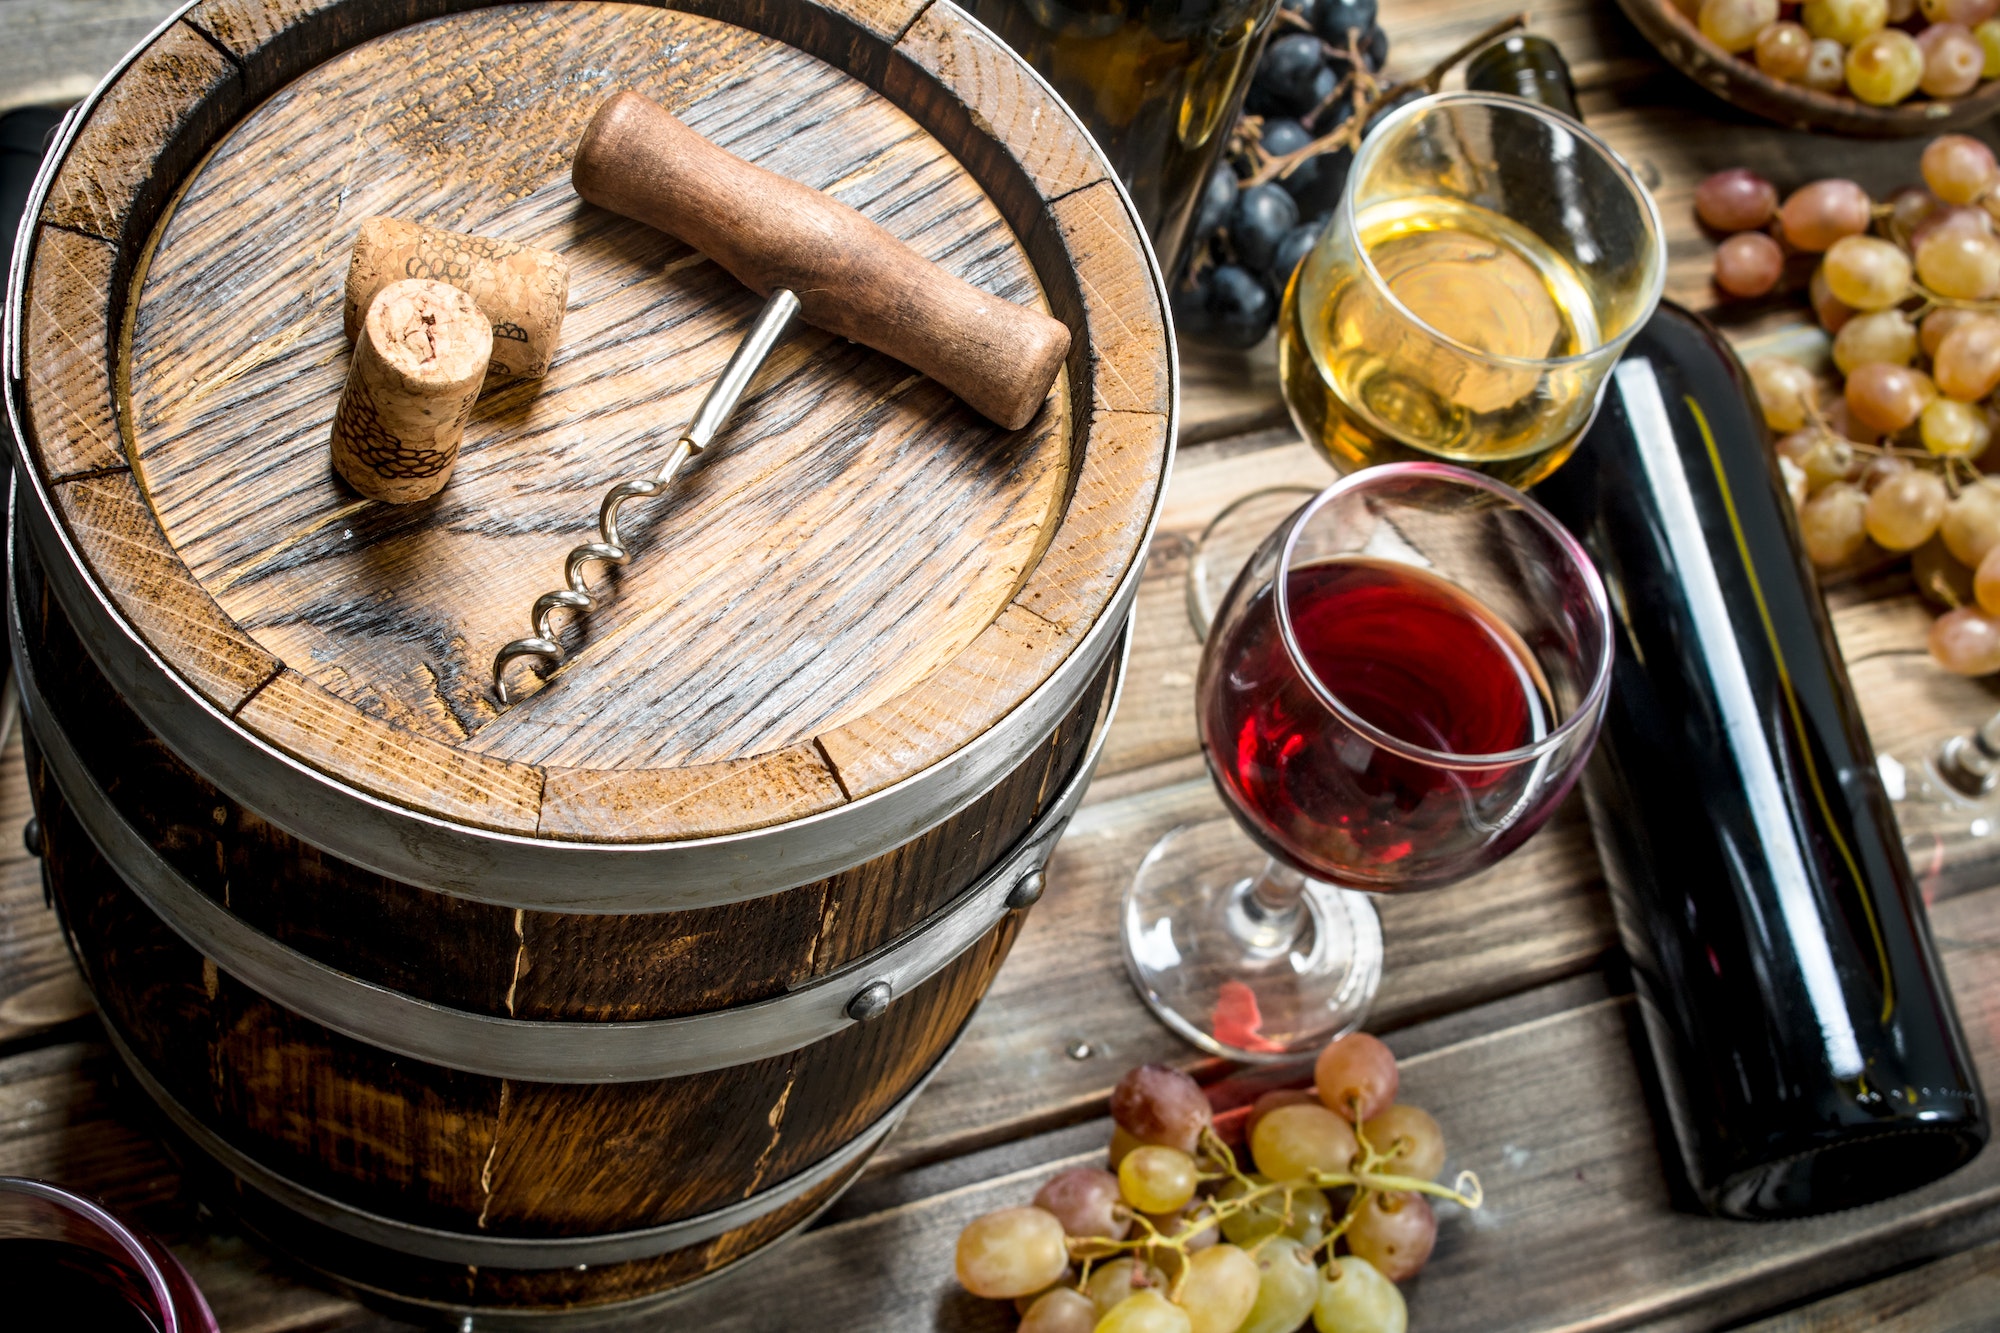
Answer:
[572,91,1071,431]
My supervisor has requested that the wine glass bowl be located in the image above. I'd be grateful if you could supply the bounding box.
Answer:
[1125,463,1614,1060]
[1278,92,1666,490]
[1204,464,1613,889]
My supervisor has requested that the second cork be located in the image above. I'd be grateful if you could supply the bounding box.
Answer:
[345,216,570,378]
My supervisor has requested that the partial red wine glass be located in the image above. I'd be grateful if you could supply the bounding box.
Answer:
[0,1176,218,1333]
[1124,463,1613,1060]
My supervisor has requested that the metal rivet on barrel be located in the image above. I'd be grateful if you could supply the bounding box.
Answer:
[23,817,40,858]
[1006,870,1046,911]
[846,980,893,1023]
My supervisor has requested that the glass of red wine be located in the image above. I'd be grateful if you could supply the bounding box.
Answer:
[0,1177,218,1333]
[1124,462,1614,1060]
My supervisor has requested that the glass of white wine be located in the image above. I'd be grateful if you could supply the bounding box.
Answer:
[1278,91,1665,491]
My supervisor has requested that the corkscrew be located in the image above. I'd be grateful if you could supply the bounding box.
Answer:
[491,289,799,705]
[489,91,1072,705]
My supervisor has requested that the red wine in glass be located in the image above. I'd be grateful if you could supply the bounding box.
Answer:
[0,1238,165,1331]
[1201,556,1551,889]
[1124,463,1612,1061]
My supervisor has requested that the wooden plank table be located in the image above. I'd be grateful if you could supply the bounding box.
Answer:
[5,1,2000,1329]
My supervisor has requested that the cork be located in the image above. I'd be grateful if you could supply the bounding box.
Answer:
[331,278,492,504]
[344,217,570,378]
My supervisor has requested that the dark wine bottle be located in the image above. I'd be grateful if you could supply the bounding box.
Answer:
[1536,301,1988,1218]
[1463,33,1581,121]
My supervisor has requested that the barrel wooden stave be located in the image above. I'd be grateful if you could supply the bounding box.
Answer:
[38,778,1021,1239]
[25,550,1106,1019]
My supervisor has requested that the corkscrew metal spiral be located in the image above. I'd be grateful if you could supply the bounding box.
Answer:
[492,289,800,705]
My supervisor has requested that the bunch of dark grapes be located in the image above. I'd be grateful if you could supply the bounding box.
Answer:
[953,1033,1484,1333]
[1175,0,1398,350]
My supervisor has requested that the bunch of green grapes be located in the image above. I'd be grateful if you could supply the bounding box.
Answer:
[952,1034,1482,1333]
[1676,0,2000,107]
[1708,136,2000,676]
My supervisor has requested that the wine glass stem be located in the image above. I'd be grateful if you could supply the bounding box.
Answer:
[1227,857,1309,954]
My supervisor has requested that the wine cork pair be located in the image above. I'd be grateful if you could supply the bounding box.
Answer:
[330,217,570,503]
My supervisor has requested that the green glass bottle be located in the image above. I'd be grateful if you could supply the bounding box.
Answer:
[1463,33,1581,121]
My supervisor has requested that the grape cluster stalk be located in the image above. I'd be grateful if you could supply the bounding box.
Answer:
[1706,135,2000,676]
[954,1034,1484,1333]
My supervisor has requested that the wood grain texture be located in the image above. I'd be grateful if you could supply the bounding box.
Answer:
[1034,179,1173,417]
[14,0,1167,844]
[53,471,281,712]
[661,880,2000,1333]
[1012,409,1168,635]
[23,548,1107,1022]
[877,771,1617,1172]
[889,1,1108,203]
[235,669,545,834]
[37,20,237,246]
[1734,1236,2000,1332]
[45,817,1022,1247]
[815,602,1077,798]
[20,225,125,481]
[0,732,91,1045]
[537,742,846,840]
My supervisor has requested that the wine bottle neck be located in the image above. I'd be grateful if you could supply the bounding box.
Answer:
[1464,34,1582,122]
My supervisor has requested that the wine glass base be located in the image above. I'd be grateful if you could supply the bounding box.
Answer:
[1122,818,1383,1063]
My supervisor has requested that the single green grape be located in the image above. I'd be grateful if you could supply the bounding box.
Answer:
[1238,1239,1323,1333]
[1847,28,1925,105]
[1119,1146,1198,1214]
[1176,1245,1262,1333]
[1096,1290,1193,1333]
[1312,1256,1408,1333]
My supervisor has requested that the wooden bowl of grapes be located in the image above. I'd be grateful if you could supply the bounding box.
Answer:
[1617,0,2000,137]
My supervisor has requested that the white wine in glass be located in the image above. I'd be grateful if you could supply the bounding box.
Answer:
[1277,93,1665,490]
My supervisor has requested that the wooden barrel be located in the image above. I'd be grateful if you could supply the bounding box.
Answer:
[4,0,1170,1317]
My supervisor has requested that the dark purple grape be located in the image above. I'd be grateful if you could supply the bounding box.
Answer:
[1191,163,1238,249]
[1308,63,1340,116]
[1270,222,1321,285]
[1310,91,1354,138]
[1249,33,1328,117]
[1315,0,1378,44]
[1109,1064,1212,1152]
[1261,117,1314,159]
[1170,268,1215,340]
[1280,0,1322,27]
[1284,144,1351,217]
[1208,265,1277,349]
[1229,183,1299,273]
[1260,119,1336,213]
[1362,24,1389,72]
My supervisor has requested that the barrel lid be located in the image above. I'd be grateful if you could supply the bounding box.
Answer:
[8,0,1173,906]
